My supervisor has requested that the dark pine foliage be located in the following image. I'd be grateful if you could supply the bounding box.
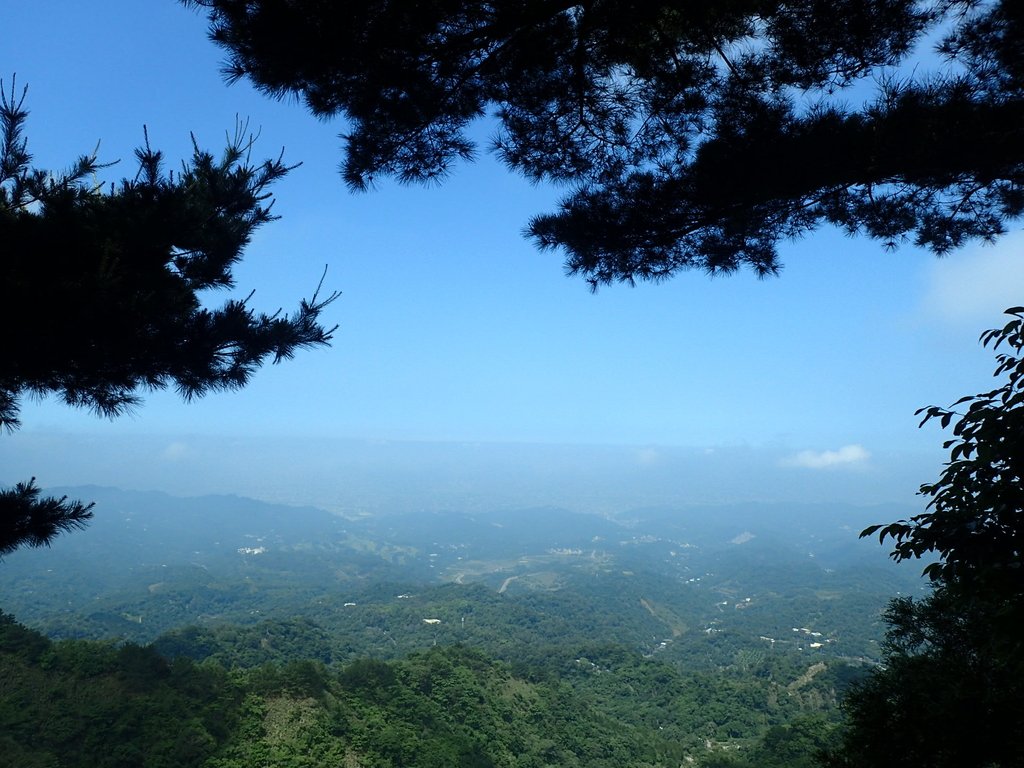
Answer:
[184,0,1024,287]
[0,479,93,557]
[0,80,338,554]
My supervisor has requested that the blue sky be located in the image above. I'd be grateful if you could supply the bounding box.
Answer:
[4,1,1023,510]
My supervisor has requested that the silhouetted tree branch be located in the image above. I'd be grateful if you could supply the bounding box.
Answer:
[184,0,1024,287]
[829,308,1024,767]
[0,480,94,557]
[1,79,339,555]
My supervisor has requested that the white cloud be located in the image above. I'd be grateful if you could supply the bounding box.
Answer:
[634,447,661,466]
[920,232,1024,326]
[161,441,189,461]
[782,444,870,470]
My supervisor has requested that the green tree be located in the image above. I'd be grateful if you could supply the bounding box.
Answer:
[864,307,1024,643]
[829,310,1024,767]
[1,80,338,555]
[0,479,94,557]
[184,0,1023,287]
[824,590,1024,767]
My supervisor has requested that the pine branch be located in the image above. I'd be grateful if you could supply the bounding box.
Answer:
[0,479,94,557]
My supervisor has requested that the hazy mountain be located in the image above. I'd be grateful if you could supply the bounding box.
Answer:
[0,486,923,657]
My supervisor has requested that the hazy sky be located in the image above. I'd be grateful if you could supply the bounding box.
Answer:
[4,2,1022,509]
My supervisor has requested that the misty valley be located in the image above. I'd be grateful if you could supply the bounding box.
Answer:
[0,487,923,767]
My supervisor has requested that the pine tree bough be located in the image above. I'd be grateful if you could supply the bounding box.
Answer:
[0,79,338,554]
[185,0,1024,287]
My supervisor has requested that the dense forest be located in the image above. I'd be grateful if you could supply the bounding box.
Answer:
[0,488,919,766]
[0,610,850,767]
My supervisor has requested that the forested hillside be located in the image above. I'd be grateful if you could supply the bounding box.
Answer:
[1,612,845,767]
[0,488,922,766]
[0,488,917,661]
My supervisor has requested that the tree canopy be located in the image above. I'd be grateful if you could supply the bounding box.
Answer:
[0,80,338,555]
[185,0,1023,287]
[828,311,1024,767]
[864,307,1024,630]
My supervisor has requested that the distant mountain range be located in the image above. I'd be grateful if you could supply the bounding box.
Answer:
[0,486,925,659]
